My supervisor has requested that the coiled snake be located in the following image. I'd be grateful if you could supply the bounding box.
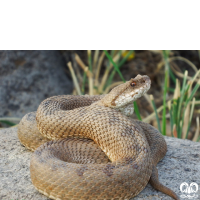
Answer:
[18,75,179,200]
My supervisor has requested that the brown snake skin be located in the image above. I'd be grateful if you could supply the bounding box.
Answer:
[18,75,179,200]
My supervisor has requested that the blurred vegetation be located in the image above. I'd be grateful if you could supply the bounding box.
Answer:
[1,50,200,142]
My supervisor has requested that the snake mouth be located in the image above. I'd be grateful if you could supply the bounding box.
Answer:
[133,74,151,89]
[141,75,151,93]
[142,75,151,86]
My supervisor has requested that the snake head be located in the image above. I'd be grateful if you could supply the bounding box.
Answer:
[101,75,151,108]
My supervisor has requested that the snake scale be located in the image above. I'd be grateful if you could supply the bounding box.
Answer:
[18,75,179,200]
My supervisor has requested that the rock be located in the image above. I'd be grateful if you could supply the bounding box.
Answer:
[0,127,200,200]
[0,50,73,118]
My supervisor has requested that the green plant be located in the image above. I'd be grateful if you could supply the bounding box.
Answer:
[171,70,200,139]
[162,50,170,135]
[150,61,200,141]
[0,117,20,128]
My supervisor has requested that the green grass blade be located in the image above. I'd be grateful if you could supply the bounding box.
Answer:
[172,98,178,126]
[185,98,195,139]
[185,82,200,106]
[104,50,125,82]
[106,50,134,88]
[133,102,142,121]
[104,50,141,121]
[103,51,122,90]
[106,50,134,90]
[167,100,174,136]
[169,109,174,136]
[169,67,176,83]
[179,82,200,137]
[111,50,115,57]
[161,50,170,136]
[150,95,161,133]
[117,50,122,64]
[0,120,16,126]
[168,87,175,92]
[181,71,188,95]
[81,71,87,94]
[118,50,134,68]
[177,71,188,137]
[162,67,168,135]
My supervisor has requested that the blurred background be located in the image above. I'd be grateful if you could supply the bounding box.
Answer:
[1,50,200,142]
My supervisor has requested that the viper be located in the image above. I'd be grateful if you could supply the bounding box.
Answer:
[18,75,179,200]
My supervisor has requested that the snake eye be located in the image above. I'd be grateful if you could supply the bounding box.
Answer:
[130,81,136,87]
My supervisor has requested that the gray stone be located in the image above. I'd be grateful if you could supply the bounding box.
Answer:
[0,50,73,118]
[0,127,200,200]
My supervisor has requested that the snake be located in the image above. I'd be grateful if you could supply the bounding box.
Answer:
[17,74,180,200]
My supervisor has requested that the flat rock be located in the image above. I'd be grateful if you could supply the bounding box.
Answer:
[0,50,73,118]
[0,127,200,200]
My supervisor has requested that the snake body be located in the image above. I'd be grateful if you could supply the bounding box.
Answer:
[18,75,179,200]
